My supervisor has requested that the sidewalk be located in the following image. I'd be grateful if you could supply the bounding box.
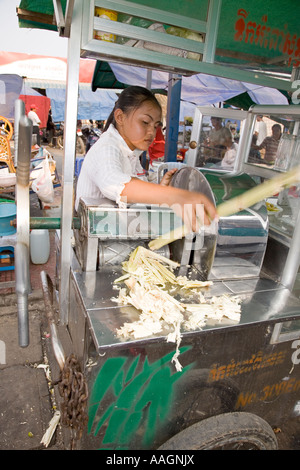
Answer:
[0,179,65,449]
[0,227,66,449]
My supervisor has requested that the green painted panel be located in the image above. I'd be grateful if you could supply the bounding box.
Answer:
[19,0,66,15]
[216,0,300,68]
[87,348,193,449]
[18,0,300,77]
[124,0,209,22]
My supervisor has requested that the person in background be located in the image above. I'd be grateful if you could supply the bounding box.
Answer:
[28,104,41,146]
[204,117,232,163]
[248,134,262,164]
[46,107,55,147]
[76,86,217,231]
[254,115,267,146]
[256,124,282,165]
[148,125,165,165]
[221,135,239,169]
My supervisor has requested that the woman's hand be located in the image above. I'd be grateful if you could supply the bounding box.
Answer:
[160,168,177,186]
[171,190,217,232]
[121,178,218,230]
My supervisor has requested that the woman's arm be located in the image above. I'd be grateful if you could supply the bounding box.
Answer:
[120,177,217,231]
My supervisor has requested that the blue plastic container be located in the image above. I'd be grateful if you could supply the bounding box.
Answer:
[0,203,17,236]
[75,156,84,177]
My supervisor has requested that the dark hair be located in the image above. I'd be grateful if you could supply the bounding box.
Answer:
[103,86,162,132]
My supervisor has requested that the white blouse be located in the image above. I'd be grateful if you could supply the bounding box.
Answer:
[75,124,146,210]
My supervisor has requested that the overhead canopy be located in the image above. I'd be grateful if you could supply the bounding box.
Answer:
[93,61,289,110]
[0,72,118,124]
[17,0,299,91]
[0,74,23,118]
[0,74,50,124]
[46,87,119,122]
[0,51,96,85]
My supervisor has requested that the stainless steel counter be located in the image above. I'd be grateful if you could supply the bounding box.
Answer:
[70,255,300,352]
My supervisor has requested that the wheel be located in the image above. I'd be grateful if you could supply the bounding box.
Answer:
[76,136,85,154]
[159,412,278,450]
[57,135,64,149]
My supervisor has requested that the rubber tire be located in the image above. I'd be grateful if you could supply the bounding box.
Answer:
[76,136,85,154]
[158,412,278,450]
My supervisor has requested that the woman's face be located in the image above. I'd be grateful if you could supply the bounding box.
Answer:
[115,100,162,151]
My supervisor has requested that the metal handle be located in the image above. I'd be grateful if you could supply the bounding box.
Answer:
[14,99,25,168]
[16,116,32,347]
[15,243,30,347]
[17,116,32,186]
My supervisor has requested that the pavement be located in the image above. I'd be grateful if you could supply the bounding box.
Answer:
[0,145,65,450]
[0,232,65,450]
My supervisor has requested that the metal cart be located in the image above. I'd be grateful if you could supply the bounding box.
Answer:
[15,0,300,450]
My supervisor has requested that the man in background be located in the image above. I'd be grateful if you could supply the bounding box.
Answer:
[28,104,41,146]
[204,117,232,163]
[255,124,282,165]
[254,115,267,146]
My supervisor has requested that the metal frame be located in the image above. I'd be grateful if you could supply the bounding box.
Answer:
[185,106,247,171]
[234,104,300,291]
[81,0,219,66]
[52,0,75,37]
[58,0,83,323]
[58,0,300,326]
[235,104,300,178]
[80,0,292,92]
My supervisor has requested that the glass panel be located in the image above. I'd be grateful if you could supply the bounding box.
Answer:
[245,114,300,171]
[195,115,244,169]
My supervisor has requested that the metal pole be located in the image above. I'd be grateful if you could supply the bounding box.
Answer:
[165,74,182,162]
[59,0,83,324]
[146,69,152,90]
[28,216,81,230]
[14,99,25,168]
[16,116,32,347]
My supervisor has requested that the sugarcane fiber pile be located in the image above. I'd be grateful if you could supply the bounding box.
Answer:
[112,246,241,371]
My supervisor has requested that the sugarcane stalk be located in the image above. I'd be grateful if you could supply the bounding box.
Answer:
[148,225,190,251]
[217,165,300,217]
[149,165,300,251]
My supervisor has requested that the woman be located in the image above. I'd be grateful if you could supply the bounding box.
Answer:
[76,86,217,231]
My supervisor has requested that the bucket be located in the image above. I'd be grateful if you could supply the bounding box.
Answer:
[0,203,17,236]
[30,229,50,264]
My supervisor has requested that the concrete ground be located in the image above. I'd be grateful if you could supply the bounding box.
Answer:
[0,146,64,450]
[0,228,65,450]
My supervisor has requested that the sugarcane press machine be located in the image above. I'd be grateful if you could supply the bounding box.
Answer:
[52,167,300,450]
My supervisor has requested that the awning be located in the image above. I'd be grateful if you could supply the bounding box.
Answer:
[93,61,289,110]
[46,87,119,122]
[0,51,96,85]
[0,74,23,119]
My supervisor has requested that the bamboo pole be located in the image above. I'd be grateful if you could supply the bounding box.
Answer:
[149,165,300,251]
